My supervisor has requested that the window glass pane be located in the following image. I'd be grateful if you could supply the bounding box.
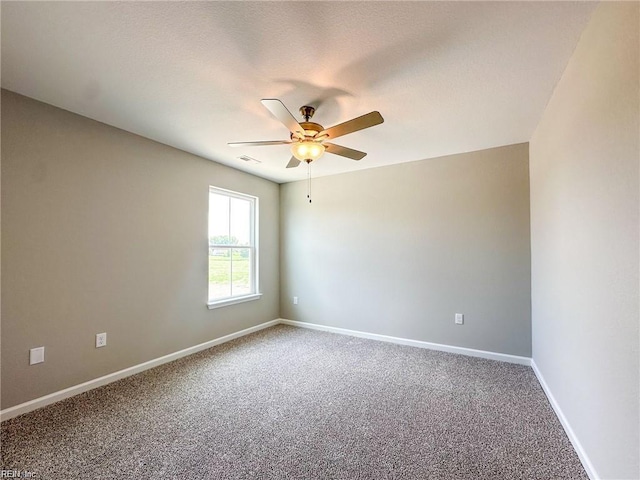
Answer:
[230,197,251,246]
[208,187,258,305]
[231,248,252,297]
[209,249,231,300]
[209,193,230,244]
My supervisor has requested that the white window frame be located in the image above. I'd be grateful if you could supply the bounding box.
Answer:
[207,186,261,309]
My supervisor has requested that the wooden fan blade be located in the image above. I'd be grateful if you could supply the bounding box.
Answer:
[228,140,291,147]
[261,99,306,138]
[319,111,384,140]
[286,157,301,168]
[324,142,367,160]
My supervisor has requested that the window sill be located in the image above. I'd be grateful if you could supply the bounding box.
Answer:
[207,293,262,310]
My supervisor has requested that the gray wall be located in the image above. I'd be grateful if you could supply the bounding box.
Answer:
[280,143,532,357]
[529,3,639,479]
[1,90,280,409]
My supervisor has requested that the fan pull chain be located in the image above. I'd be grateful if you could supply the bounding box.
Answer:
[307,161,312,203]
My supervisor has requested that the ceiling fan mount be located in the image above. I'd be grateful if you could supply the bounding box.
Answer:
[299,105,316,122]
[228,99,384,169]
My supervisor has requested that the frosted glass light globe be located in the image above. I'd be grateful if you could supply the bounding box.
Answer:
[291,140,325,162]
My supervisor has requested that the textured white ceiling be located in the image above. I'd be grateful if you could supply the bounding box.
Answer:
[1,2,596,183]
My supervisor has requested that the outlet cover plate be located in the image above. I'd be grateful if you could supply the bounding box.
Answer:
[455,313,464,325]
[30,346,45,365]
[96,332,107,348]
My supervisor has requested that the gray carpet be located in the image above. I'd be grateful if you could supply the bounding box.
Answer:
[1,325,587,479]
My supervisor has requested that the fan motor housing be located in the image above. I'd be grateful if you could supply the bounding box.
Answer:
[292,121,324,139]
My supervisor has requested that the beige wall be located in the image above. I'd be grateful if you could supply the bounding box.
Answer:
[280,143,532,357]
[1,90,280,409]
[530,3,639,479]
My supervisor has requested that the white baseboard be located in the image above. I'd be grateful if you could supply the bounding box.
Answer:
[531,360,598,480]
[0,318,531,422]
[0,319,280,422]
[279,319,532,366]
[3,317,596,480]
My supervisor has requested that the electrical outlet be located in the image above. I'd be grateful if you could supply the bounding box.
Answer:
[96,332,107,348]
[455,313,464,325]
[293,296,298,305]
[30,346,45,365]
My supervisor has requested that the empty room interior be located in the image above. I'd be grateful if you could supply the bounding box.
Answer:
[1,2,638,479]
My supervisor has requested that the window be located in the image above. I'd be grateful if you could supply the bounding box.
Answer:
[208,187,260,308]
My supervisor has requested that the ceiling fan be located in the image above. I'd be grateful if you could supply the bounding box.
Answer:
[228,99,384,168]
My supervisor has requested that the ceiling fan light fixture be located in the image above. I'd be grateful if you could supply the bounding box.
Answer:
[229,99,383,172]
[291,140,325,162]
